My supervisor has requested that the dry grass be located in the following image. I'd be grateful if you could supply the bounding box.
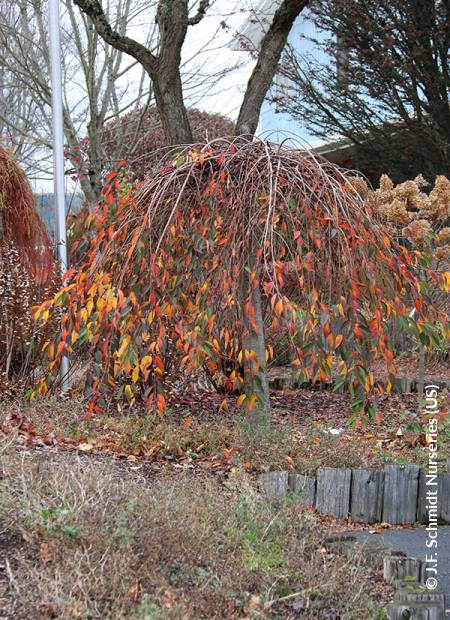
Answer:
[3,394,448,478]
[0,446,387,619]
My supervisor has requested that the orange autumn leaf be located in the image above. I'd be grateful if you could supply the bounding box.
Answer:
[335,334,344,347]
[236,394,246,407]
[157,393,166,415]
[274,298,283,317]
[224,448,235,459]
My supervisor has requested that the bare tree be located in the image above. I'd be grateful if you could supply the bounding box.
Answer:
[276,0,450,182]
[73,0,196,144]
[74,0,308,142]
[0,0,154,203]
[0,2,49,172]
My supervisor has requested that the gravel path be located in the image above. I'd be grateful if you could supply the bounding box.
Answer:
[353,526,450,612]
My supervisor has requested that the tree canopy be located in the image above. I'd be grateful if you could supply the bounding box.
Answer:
[277,0,450,182]
[34,140,444,422]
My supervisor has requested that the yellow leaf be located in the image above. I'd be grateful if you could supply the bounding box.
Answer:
[441,271,450,293]
[219,398,229,413]
[237,394,246,407]
[132,365,139,384]
[71,331,79,344]
[125,385,133,399]
[118,335,131,358]
[140,355,153,370]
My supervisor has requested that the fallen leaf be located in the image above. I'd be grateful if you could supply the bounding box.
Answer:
[224,448,235,460]
[37,542,52,563]
[284,454,295,469]
[128,582,140,600]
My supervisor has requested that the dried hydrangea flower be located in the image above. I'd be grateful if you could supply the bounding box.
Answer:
[437,227,450,244]
[435,245,450,262]
[402,219,432,245]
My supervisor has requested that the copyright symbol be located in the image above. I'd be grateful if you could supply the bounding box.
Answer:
[426,577,437,590]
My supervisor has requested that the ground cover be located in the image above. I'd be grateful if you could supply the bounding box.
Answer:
[0,441,391,619]
[1,381,448,480]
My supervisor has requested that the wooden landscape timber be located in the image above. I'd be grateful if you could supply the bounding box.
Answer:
[316,467,352,518]
[350,468,384,524]
[259,464,450,525]
[382,464,421,525]
[288,473,316,507]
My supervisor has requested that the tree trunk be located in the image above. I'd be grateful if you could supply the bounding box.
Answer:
[235,0,308,136]
[418,342,425,403]
[86,119,105,204]
[233,0,307,430]
[241,266,271,427]
[153,70,193,145]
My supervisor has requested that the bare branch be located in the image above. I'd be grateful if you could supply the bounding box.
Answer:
[72,0,157,73]
[187,0,210,26]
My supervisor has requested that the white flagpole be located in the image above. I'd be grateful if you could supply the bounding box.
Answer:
[49,0,69,391]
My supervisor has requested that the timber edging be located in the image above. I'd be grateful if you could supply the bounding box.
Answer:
[259,462,450,525]
[322,535,446,619]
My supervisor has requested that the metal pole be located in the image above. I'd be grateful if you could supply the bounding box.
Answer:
[49,0,69,390]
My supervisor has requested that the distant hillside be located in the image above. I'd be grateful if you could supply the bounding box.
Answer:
[35,193,83,237]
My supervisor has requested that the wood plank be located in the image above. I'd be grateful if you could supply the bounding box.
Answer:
[387,602,445,620]
[350,468,384,523]
[394,591,445,605]
[288,473,316,507]
[383,555,422,584]
[418,468,433,524]
[418,471,450,525]
[316,467,351,518]
[382,464,420,524]
[259,471,288,500]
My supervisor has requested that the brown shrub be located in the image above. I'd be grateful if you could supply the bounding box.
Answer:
[102,107,234,179]
[0,242,59,394]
